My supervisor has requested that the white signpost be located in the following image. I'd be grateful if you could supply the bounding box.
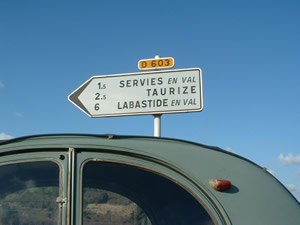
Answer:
[68,68,203,118]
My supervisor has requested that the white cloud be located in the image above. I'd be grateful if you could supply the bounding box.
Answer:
[225,147,233,152]
[13,112,23,117]
[285,184,297,192]
[267,169,275,176]
[0,82,4,88]
[285,184,300,202]
[279,153,300,165]
[0,132,13,140]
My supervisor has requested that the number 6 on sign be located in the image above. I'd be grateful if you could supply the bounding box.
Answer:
[95,103,100,111]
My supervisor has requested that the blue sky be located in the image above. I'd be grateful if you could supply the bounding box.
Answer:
[0,0,299,201]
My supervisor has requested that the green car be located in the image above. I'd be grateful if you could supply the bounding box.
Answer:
[0,134,299,225]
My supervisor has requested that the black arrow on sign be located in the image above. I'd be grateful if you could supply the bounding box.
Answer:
[68,79,93,116]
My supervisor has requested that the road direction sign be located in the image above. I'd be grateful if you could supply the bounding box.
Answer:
[68,68,203,118]
[138,57,174,70]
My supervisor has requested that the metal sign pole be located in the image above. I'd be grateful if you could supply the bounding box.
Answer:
[154,114,162,137]
[153,55,162,137]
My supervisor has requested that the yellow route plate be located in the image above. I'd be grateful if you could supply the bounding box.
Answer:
[138,57,175,70]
